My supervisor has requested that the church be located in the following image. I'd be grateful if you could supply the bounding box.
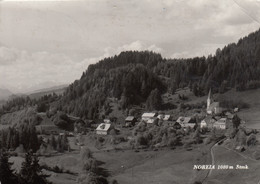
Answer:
[206,89,222,115]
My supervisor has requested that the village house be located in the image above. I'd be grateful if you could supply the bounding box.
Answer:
[176,116,196,129]
[157,114,164,120]
[104,119,111,124]
[147,117,159,124]
[173,121,182,129]
[141,112,157,122]
[234,107,239,112]
[200,116,216,129]
[96,123,111,135]
[213,118,227,129]
[157,114,171,121]
[125,116,137,127]
[163,115,171,121]
[207,89,222,115]
[225,112,235,120]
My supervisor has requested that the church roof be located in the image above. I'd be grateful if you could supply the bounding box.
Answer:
[208,102,219,110]
[207,89,212,99]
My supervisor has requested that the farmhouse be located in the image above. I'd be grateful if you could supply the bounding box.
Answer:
[96,123,111,135]
[213,118,227,129]
[157,114,164,120]
[200,116,216,129]
[225,112,235,120]
[125,116,137,127]
[104,119,111,124]
[163,115,171,121]
[207,89,222,115]
[147,117,159,124]
[172,122,182,129]
[141,112,157,122]
[176,116,196,128]
[157,114,171,121]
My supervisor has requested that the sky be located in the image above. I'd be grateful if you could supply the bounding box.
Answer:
[0,0,260,93]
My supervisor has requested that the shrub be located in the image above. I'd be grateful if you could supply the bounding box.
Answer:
[98,137,105,143]
[253,150,260,160]
[246,134,257,146]
[136,135,148,146]
[80,147,93,160]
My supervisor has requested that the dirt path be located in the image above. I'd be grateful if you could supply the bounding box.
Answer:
[201,138,226,183]
[208,143,216,177]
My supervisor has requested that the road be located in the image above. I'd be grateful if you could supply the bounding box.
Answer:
[208,138,226,177]
[201,138,226,184]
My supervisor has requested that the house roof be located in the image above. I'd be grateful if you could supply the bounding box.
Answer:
[176,116,192,124]
[125,116,135,121]
[215,118,227,124]
[142,112,156,118]
[208,102,220,110]
[96,123,111,131]
[163,115,171,121]
[202,116,216,124]
[147,118,157,124]
[104,119,111,124]
[157,114,164,119]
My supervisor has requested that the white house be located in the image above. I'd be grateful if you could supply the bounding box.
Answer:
[146,118,158,124]
[142,112,157,122]
[163,115,171,121]
[104,119,111,124]
[200,116,216,129]
[176,116,196,128]
[96,123,111,135]
[213,118,227,129]
[125,116,137,127]
[157,114,171,121]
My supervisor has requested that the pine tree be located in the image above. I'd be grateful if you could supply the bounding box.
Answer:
[20,151,50,184]
[50,135,57,150]
[146,88,162,110]
[0,151,17,184]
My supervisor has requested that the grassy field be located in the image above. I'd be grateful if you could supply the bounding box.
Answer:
[2,88,259,184]
[93,146,210,184]
[205,145,260,184]
[8,132,260,184]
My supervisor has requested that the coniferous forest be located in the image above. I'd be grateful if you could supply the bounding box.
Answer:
[56,28,260,119]
[1,29,260,120]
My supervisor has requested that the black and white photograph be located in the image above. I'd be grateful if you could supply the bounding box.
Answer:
[0,0,260,184]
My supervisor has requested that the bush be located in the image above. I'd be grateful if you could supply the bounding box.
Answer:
[80,147,93,160]
[252,150,260,160]
[37,103,49,112]
[246,134,257,146]
[110,129,117,136]
[111,136,126,145]
[136,135,148,146]
[98,137,105,143]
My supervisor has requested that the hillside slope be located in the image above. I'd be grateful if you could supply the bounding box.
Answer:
[0,88,12,100]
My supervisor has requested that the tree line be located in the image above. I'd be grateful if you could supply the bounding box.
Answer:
[0,150,51,184]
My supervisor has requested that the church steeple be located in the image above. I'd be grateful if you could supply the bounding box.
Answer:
[207,89,211,110]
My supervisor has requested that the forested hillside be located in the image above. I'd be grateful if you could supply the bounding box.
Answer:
[200,30,260,91]
[59,55,167,119]
[57,29,260,119]
[1,29,260,119]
